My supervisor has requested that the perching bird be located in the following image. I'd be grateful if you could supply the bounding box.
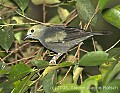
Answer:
[24,24,110,64]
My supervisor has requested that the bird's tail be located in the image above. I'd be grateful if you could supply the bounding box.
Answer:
[90,31,112,35]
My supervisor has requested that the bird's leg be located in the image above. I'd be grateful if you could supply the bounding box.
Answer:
[79,42,84,46]
[49,42,84,64]
[49,53,63,64]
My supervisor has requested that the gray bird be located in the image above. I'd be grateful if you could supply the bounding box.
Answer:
[24,24,110,64]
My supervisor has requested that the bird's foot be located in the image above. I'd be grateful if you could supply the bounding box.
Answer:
[49,53,62,64]
[49,59,56,64]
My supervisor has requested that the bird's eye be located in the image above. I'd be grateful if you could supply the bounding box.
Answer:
[31,29,34,33]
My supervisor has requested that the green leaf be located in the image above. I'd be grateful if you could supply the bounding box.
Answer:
[99,62,116,79]
[31,0,61,5]
[0,17,5,25]
[54,84,80,93]
[76,0,97,26]
[13,0,29,13]
[0,82,13,93]
[48,15,61,23]
[100,80,120,93]
[0,26,14,52]
[102,62,120,85]
[32,60,49,69]
[102,5,120,29]
[0,61,11,77]
[14,32,22,44]
[73,65,84,84]
[108,48,120,58]
[54,75,101,93]
[0,61,7,70]
[98,0,111,10]
[58,62,73,67]
[9,63,34,82]
[42,70,57,93]
[79,51,114,66]
[58,7,70,21]
[42,62,73,77]
[12,76,35,93]
[79,75,101,93]
[0,68,10,77]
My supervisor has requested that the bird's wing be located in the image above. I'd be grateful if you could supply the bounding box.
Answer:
[44,26,91,43]
[44,27,67,43]
[63,27,91,41]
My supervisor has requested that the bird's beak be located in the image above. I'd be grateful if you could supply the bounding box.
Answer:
[23,34,31,41]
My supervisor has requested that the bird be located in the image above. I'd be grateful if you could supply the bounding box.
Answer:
[24,24,111,64]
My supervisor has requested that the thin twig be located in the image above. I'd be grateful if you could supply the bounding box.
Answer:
[105,39,120,52]
[16,11,41,24]
[79,20,83,29]
[43,0,46,23]
[80,73,83,83]
[63,9,78,26]
[68,46,79,52]
[0,8,16,16]
[7,56,35,65]
[24,50,40,64]
[2,43,29,61]
[0,2,17,9]
[15,11,51,26]
[59,66,72,84]
[13,28,28,31]
[84,4,99,30]
[58,43,83,84]
[92,37,97,51]
[58,53,67,64]
[0,23,37,27]
[90,27,97,51]
[80,48,89,53]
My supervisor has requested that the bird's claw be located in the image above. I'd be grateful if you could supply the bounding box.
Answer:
[49,59,56,64]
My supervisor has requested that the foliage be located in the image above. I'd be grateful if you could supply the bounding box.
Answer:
[0,0,120,93]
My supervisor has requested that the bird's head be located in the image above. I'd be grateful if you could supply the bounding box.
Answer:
[24,24,46,40]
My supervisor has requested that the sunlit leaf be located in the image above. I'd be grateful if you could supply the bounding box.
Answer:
[76,0,97,26]
[42,62,73,77]
[79,51,114,66]
[31,0,60,5]
[48,15,61,23]
[0,26,14,52]
[58,7,70,21]
[79,75,101,93]
[14,32,22,44]
[98,0,111,10]
[99,62,116,79]
[12,16,24,24]
[102,5,120,29]
[73,65,83,84]
[100,80,120,93]
[102,62,120,85]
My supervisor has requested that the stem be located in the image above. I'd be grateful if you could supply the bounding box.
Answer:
[105,39,120,52]
[0,23,37,27]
